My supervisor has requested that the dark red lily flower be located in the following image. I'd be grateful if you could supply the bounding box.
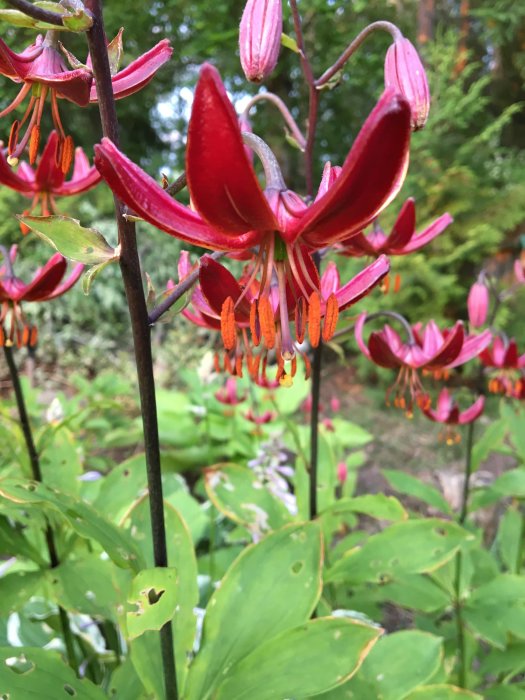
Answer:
[355,313,492,411]
[0,131,101,229]
[420,388,485,444]
[480,336,525,396]
[214,378,247,405]
[337,198,452,257]
[95,63,410,383]
[0,245,83,347]
[244,408,275,424]
[87,31,172,102]
[0,34,92,168]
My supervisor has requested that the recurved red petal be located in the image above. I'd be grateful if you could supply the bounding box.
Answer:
[186,63,278,234]
[44,262,83,299]
[20,253,67,302]
[56,146,101,196]
[368,331,404,369]
[395,212,452,254]
[0,37,42,79]
[199,255,251,321]
[458,395,485,424]
[292,89,411,248]
[384,198,415,250]
[94,138,261,251]
[89,39,173,102]
[335,254,390,311]
[425,322,464,369]
[447,329,492,369]
[0,148,34,194]
[34,131,64,192]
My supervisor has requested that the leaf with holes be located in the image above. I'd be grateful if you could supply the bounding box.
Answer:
[204,463,293,537]
[325,519,472,584]
[0,646,106,698]
[126,567,178,640]
[0,478,143,571]
[214,617,381,700]
[183,522,323,700]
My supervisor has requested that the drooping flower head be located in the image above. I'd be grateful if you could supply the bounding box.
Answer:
[0,245,83,347]
[239,0,282,82]
[355,312,492,413]
[0,33,92,168]
[95,63,412,384]
[0,130,101,230]
[384,37,430,130]
[480,336,525,396]
[337,198,452,257]
[420,388,485,444]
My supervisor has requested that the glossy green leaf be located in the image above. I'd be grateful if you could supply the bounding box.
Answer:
[353,630,443,700]
[204,463,293,537]
[184,522,323,700]
[0,478,143,571]
[471,419,508,470]
[215,617,381,700]
[0,646,106,698]
[0,571,44,615]
[322,494,408,522]
[464,574,525,648]
[382,468,452,514]
[17,215,117,264]
[129,632,165,699]
[495,505,522,572]
[126,567,178,639]
[39,427,82,495]
[405,686,482,699]
[93,454,149,522]
[326,519,472,584]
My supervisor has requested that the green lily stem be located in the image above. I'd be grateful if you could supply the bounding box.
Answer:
[454,419,476,689]
[3,346,78,674]
[84,2,177,698]
[309,341,324,520]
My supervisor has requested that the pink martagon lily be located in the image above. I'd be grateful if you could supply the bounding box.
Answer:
[0,130,101,225]
[95,63,410,382]
[338,197,452,257]
[0,245,83,347]
[421,388,485,425]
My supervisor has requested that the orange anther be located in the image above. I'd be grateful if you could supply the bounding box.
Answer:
[294,297,307,344]
[250,301,260,346]
[380,274,390,294]
[258,296,275,350]
[235,353,243,377]
[213,352,222,374]
[291,355,297,377]
[303,353,312,380]
[0,326,4,346]
[8,120,19,156]
[29,125,40,165]
[29,326,38,347]
[322,293,339,342]
[61,135,74,174]
[308,292,321,347]
[220,296,236,351]
[21,325,30,346]
[224,353,233,375]
[393,273,401,293]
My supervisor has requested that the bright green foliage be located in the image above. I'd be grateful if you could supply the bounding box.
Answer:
[214,617,381,699]
[126,567,179,639]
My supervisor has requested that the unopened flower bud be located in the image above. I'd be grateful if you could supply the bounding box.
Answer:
[239,0,282,83]
[337,462,348,485]
[384,37,430,130]
[467,276,489,328]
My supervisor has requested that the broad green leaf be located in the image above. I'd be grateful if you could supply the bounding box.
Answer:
[39,427,82,495]
[326,519,472,584]
[47,556,121,621]
[480,642,525,676]
[351,631,443,700]
[0,571,44,615]
[330,418,373,448]
[215,617,381,700]
[317,432,338,512]
[0,478,143,571]
[484,688,525,700]
[204,463,293,537]
[107,657,148,699]
[405,685,482,699]
[123,498,199,691]
[130,632,164,699]
[491,468,525,498]
[126,567,178,639]
[382,468,452,514]
[281,32,300,53]
[464,574,525,648]
[322,494,408,523]
[0,516,47,566]
[184,522,323,700]
[17,215,117,264]
[471,419,508,470]
[500,402,525,462]
[93,454,149,522]
[0,646,106,698]
[371,574,450,613]
[495,505,522,572]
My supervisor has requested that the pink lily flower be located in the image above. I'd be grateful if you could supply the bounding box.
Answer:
[215,377,247,405]
[0,34,92,167]
[95,63,410,383]
[244,409,275,424]
[467,276,489,328]
[480,336,525,396]
[0,245,83,347]
[385,37,430,130]
[0,130,101,229]
[355,313,492,410]
[420,388,485,444]
[514,258,525,285]
[337,198,452,257]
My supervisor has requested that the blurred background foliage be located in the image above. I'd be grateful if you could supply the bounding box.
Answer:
[0,0,524,372]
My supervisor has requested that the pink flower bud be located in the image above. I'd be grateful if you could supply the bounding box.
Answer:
[337,462,348,485]
[239,0,282,83]
[515,259,525,285]
[467,278,489,328]
[330,396,341,413]
[384,37,430,130]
